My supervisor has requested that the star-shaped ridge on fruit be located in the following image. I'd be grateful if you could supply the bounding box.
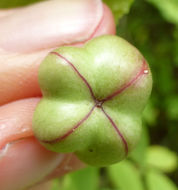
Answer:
[33,35,152,166]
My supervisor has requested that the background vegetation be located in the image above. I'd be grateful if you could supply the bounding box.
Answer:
[0,0,177,189]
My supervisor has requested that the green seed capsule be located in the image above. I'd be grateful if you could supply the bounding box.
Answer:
[32,35,152,166]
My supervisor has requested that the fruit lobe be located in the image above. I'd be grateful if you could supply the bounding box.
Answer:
[32,35,152,166]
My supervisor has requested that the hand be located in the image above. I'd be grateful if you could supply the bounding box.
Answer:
[0,0,115,189]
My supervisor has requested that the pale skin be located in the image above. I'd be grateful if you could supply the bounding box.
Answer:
[0,0,115,189]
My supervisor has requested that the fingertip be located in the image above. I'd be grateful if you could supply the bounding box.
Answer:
[0,98,40,149]
[92,3,116,38]
[0,97,85,189]
[0,137,65,190]
[0,0,103,52]
[44,154,85,181]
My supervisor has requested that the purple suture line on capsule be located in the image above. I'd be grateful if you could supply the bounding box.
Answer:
[50,52,96,101]
[101,106,128,154]
[101,60,148,102]
[42,105,96,144]
[46,52,149,154]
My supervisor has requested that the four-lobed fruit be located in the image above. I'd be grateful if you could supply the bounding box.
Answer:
[32,35,152,166]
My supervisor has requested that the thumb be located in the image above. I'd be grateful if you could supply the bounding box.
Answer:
[0,0,115,53]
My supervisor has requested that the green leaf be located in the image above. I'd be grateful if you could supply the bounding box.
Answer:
[166,96,178,120]
[147,0,178,24]
[108,160,144,190]
[174,26,178,66]
[146,169,177,190]
[103,0,134,22]
[146,146,178,173]
[0,0,44,8]
[129,124,149,167]
[51,179,61,190]
[61,167,99,190]
[143,101,158,126]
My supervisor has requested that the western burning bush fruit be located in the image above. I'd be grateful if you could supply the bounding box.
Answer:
[32,35,152,166]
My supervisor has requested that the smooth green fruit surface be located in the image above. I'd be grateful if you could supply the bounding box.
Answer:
[32,35,152,166]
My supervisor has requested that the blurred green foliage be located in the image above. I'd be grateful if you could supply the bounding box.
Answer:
[0,0,177,189]
[146,169,177,190]
[108,160,145,190]
[146,0,178,24]
[59,167,99,190]
[146,146,177,173]
[0,0,45,8]
[103,0,134,22]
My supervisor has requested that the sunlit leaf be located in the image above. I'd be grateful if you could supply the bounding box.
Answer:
[103,0,134,22]
[61,167,99,190]
[129,124,149,167]
[146,146,178,173]
[146,169,177,190]
[108,160,144,190]
[147,0,178,24]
